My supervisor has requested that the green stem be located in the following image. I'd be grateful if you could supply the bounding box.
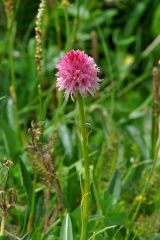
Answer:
[8,24,20,131]
[64,9,70,51]
[151,65,159,164]
[54,10,61,51]
[27,173,37,231]
[72,0,80,48]
[9,26,16,88]
[77,93,90,240]
[0,212,6,236]
[38,83,43,121]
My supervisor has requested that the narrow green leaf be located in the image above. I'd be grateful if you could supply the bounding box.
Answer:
[60,213,73,240]
[108,170,121,204]
[6,98,17,131]
[0,96,6,101]
[20,232,31,240]
[88,225,117,240]
[0,121,22,160]
[20,159,33,205]
[58,124,72,158]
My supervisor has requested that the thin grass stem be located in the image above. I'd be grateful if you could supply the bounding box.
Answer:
[72,0,80,48]
[0,212,6,236]
[125,64,159,240]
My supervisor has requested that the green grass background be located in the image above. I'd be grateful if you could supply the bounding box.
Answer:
[0,0,160,239]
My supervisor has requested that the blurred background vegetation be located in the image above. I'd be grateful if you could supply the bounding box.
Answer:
[0,0,160,239]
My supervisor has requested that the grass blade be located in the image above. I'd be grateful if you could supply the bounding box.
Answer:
[60,213,73,240]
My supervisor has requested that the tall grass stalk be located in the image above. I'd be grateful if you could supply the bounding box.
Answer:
[54,9,61,51]
[0,211,6,236]
[72,0,80,48]
[27,0,46,231]
[0,205,6,237]
[152,64,159,166]
[64,9,70,51]
[35,0,46,121]
[26,173,37,232]
[4,0,15,87]
[4,0,21,135]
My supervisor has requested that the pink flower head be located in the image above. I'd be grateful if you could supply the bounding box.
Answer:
[56,50,100,99]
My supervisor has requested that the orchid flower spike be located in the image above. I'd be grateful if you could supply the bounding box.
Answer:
[56,50,100,99]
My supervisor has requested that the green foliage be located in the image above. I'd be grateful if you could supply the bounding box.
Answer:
[20,159,33,205]
[133,213,160,240]
[151,4,160,37]
[0,0,159,239]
